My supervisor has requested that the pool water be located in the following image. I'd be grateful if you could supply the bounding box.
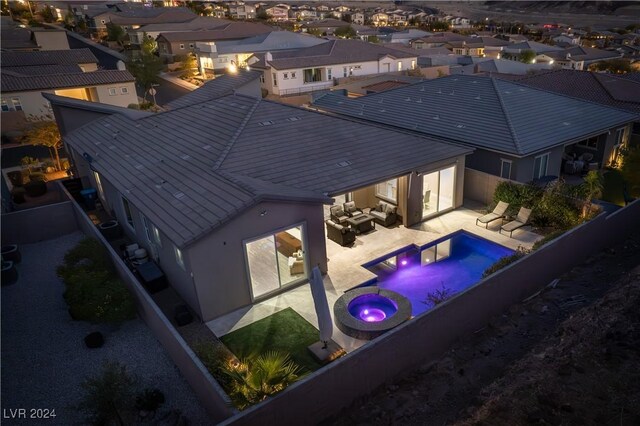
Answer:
[362,231,514,316]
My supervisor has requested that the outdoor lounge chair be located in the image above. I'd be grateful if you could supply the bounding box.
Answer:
[500,207,532,238]
[476,201,509,228]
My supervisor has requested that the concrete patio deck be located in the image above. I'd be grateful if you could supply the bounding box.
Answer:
[206,201,542,353]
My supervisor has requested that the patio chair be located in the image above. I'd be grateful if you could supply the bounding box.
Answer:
[476,201,509,228]
[500,207,532,238]
[342,201,363,218]
[330,205,349,225]
[423,190,431,210]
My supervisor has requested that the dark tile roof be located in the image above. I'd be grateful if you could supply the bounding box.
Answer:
[514,70,640,114]
[543,46,621,62]
[157,22,272,42]
[312,74,638,156]
[166,70,262,109]
[61,94,471,247]
[1,48,98,67]
[361,80,411,93]
[2,70,135,92]
[3,65,83,75]
[252,39,416,70]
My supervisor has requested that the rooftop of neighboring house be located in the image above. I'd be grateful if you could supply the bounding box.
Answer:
[331,73,422,95]
[312,74,638,157]
[302,18,350,29]
[447,40,485,49]
[1,48,134,93]
[55,92,471,248]
[452,59,553,76]
[211,31,326,54]
[504,40,564,54]
[475,36,511,47]
[414,32,475,44]
[543,46,622,62]
[514,70,640,114]
[131,16,230,33]
[156,21,272,43]
[93,6,196,25]
[165,70,263,109]
[250,39,417,70]
[1,23,37,50]
[1,49,98,68]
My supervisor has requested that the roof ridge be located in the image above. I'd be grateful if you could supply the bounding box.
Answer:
[491,77,523,155]
[212,97,261,170]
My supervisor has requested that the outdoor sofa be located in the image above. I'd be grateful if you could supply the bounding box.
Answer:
[370,200,398,227]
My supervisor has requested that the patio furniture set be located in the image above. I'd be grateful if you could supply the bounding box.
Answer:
[326,200,398,246]
[475,201,533,238]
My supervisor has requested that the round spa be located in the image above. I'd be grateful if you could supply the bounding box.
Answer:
[334,287,411,340]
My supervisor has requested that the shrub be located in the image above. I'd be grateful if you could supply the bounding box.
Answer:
[423,284,455,307]
[493,181,541,216]
[532,229,567,251]
[78,361,137,425]
[482,246,530,278]
[193,340,236,391]
[57,238,136,323]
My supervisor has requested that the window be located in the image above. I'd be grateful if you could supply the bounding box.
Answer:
[577,136,599,150]
[272,73,277,86]
[291,72,296,79]
[122,197,134,229]
[141,215,161,247]
[259,74,265,83]
[533,152,549,180]
[120,87,128,94]
[11,98,22,111]
[283,72,289,80]
[500,159,512,179]
[1,99,8,111]
[343,66,348,77]
[189,43,194,48]
[411,60,416,69]
[93,171,105,201]
[101,19,106,24]
[108,88,117,96]
[397,62,403,71]
[302,68,322,83]
[327,68,332,80]
[179,44,185,49]
[174,246,185,270]
[375,178,398,203]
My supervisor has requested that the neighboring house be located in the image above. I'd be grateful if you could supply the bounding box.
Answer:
[1,49,137,124]
[449,17,471,29]
[265,5,290,21]
[1,23,70,51]
[228,3,256,20]
[248,39,418,96]
[195,31,326,74]
[88,7,196,34]
[450,58,553,76]
[351,12,365,25]
[410,32,474,49]
[330,73,422,97]
[48,90,471,321]
[539,46,623,71]
[446,40,485,57]
[514,70,640,143]
[553,34,580,45]
[502,40,564,60]
[156,22,272,61]
[475,36,510,59]
[370,13,389,26]
[302,18,351,35]
[127,17,230,45]
[313,75,637,181]
[381,29,432,45]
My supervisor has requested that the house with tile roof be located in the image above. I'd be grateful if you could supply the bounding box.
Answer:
[88,6,196,35]
[126,16,230,46]
[248,39,418,96]
[313,75,638,181]
[47,85,471,321]
[156,22,272,61]
[195,31,326,74]
[537,46,622,71]
[1,49,136,124]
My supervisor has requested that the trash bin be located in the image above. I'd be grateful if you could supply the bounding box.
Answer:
[80,188,97,210]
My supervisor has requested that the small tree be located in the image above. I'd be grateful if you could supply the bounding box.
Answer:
[78,362,137,426]
[22,122,63,171]
[620,145,640,198]
[519,49,536,64]
[179,52,198,78]
[129,34,163,103]
[334,25,357,39]
[40,5,56,23]
[106,22,127,47]
[256,8,268,20]
[580,170,603,217]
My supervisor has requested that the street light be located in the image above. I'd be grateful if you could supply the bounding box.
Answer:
[228,60,238,74]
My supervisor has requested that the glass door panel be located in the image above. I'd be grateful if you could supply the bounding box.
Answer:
[246,236,280,299]
[276,226,305,286]
[422,171,439,218]
[438,166,455,211]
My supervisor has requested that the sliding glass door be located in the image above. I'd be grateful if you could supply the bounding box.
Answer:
[245,225,307,300]
[422,165,456,219]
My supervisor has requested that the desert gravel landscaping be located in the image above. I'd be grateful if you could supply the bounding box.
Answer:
[1,232,210,425]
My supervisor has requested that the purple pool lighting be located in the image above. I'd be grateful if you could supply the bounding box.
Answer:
[400,259,408,266]
[348,294,398,323]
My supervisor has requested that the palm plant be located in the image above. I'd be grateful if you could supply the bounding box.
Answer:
[223,351,306,409]
[581,170,603,217]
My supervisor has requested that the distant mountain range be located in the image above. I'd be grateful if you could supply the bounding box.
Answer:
[484,1,637,14]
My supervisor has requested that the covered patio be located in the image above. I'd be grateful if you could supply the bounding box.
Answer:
[207,202,541,353]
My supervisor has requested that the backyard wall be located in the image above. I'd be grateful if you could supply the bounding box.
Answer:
[464,167,512,205]
[58,183,237,422]
[221,199,640,425]
[1,201,78,245]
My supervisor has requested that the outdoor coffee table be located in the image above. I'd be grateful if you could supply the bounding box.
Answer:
[347,214,375,234]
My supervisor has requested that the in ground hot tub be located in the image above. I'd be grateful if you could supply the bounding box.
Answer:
[334,287,411,340]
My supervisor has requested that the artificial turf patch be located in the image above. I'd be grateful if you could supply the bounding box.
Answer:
[220,307,323,373]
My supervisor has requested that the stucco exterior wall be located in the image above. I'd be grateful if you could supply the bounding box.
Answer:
[188,200,327,321]
[94,82,138,107]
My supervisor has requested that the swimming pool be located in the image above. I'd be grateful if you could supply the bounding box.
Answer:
[361,231,514,316]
